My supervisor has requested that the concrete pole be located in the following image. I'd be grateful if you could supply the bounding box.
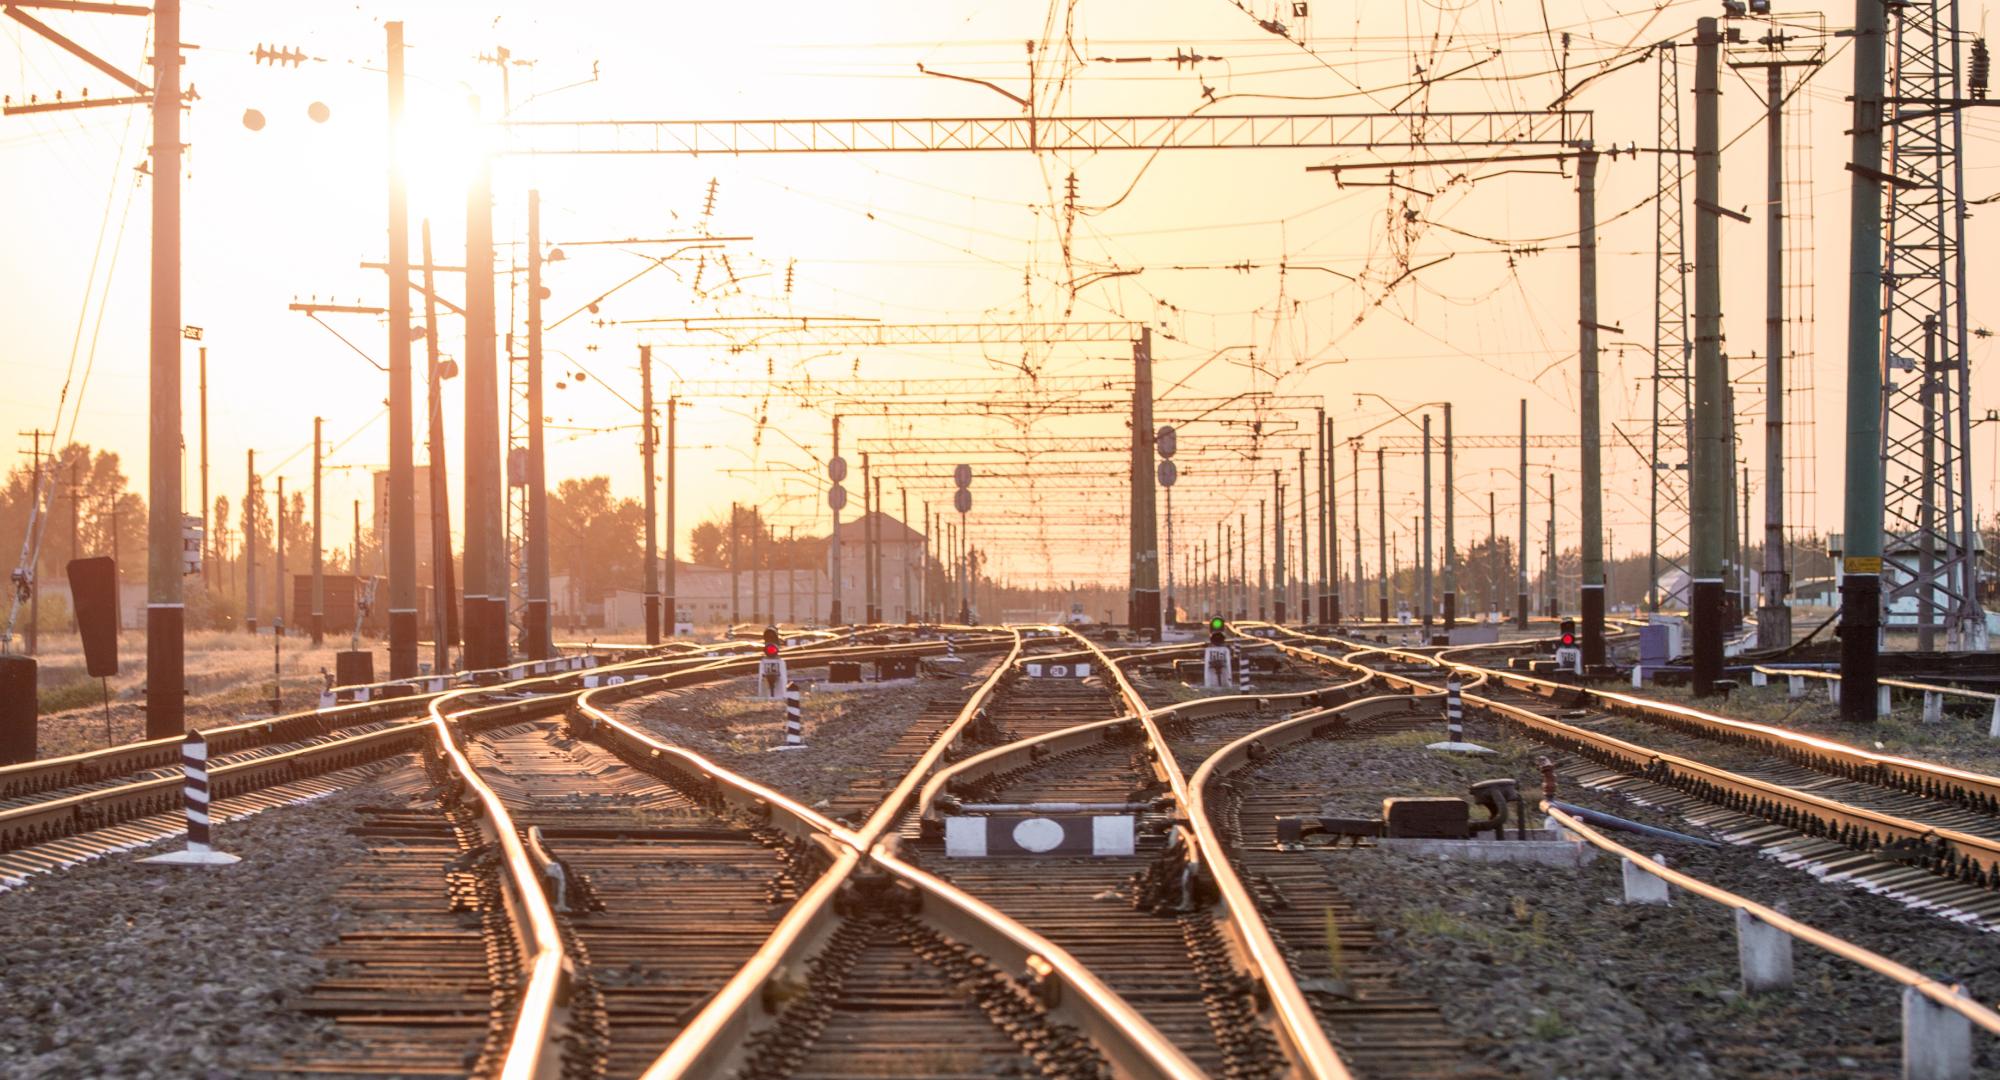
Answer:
[143,0,185,738]
[862,453,876,623]
[1758,63,1793,650]
[1351,439,1361,621]
[1273,471,1287,624]
[1317,408,1330,622]
[1443,403,1457,630]
[1691,17,1728,696]
[1377,448,1389,622]
[871,474,884,621]
[1257,499,1267,621]
[1518,400,1530,628]
[461,130,495,668]
[665,397,676,636]
[1238,512,1248,619]
[384,21,417,680]
[1421,414,1434,636]
[199,347,209,570]
[901,488,911,622]
[640,347,659,645]
[729,502,740,627]
[1129,328,1162,637]
[828,416,842,625]
[1578,144,1606,666]
[275,476,285,629]
[1298,448,1309,623]
[246,450,257,635]
[311,418,323,646]
[524,190,550,659]
[421,220,455,665]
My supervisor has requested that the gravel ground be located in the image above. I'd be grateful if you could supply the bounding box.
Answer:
[1632,682,2000,777]
[0,766,408,1078]
[615,658,998,807]
[1247,717,2000,1078]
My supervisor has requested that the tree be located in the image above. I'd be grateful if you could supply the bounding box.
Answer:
[548,476,644,602]
[689,503,770,567]
[0,442,146,592]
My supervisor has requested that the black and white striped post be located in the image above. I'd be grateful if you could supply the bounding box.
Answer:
[1427,675,1493,754]
[771,681,806,751]
[1233,643,1250,692]
[946,634,959,661]
[141,730,242,865]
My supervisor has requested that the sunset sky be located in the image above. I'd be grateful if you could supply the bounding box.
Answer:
[4,0,1996,588]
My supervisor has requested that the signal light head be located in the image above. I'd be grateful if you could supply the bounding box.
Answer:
[764,643,779,657]
[1209,617,1225,631]
[1560,633,1575,647]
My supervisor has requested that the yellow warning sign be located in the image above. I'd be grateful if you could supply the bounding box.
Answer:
[1844,556,1882,574]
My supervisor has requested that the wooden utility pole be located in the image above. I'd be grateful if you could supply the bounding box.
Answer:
[384,21,417,679]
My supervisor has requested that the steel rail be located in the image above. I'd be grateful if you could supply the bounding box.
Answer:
[574,626,1208,1080]
[1264,630,2000,885]
[1055,625,1357,1080]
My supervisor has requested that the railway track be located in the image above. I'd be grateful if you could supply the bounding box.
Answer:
[1262,625,2000,924]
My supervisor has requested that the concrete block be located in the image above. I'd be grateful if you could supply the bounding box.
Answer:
[1788,674,1806,699]
[1734,909,1794,993]
[1922,692,1943,725]
[1632,666,1646,689]
[1377,834,1595,867]
[1902,985,1972,1080]
[1621,854,1670,905]
[1878,685,1893,718]
[1828,680,1841,705]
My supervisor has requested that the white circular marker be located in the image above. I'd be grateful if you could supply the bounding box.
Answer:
[1051,664,1069,677]
[1011,817,1065,853]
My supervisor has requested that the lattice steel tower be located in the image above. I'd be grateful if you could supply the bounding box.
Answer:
[1649,42,1693,612]
[1881,0,1983,647]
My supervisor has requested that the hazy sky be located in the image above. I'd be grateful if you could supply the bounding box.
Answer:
[3,0,1995,587]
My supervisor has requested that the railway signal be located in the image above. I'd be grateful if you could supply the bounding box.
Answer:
[755,625,786,699]
[1555,618,1581,675]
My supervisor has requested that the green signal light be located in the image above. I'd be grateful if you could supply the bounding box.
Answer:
[1209,617,1225,631]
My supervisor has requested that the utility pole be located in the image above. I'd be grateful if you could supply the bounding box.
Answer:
[1489,492,1498,615]
[665,396,677,637]
[862,452,876,623]
[828,415,843,626]
[900,488,911,622]
[729,501,740,626]
[1578,143,1606,668]
[1757,62,1792,650]
[1298,447,1309,623]
[421,220,455,669]
[752,515,762,623]
[873,473,885,622]
[23,430,44,655]
[463,126,503,668]
[1518,399,1529,628]
[1421,414,1433,637]
[1376,448,1388,622]
[640,346,659,645]
[144,0,185,739]
[524,189,551,659]
[1238,512,1247,619]
[1443,403,1457,630]
[1257,499,1266,620]
[1690,17,1728,697]
[275,476,286,631]
[1546,474,1558,616]
[384,21,417,681]
[1129,328,1161,638]
[1273,470,1287,623]
[311,418,323,646]
[245,450,258,635]
[1350,439,1361,622]
[198,348,209,569]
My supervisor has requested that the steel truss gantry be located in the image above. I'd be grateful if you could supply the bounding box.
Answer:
[1880,0,1983,646]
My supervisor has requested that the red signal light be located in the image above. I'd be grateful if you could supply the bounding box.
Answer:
[1560,633,1575,647]
[764,643,779,657]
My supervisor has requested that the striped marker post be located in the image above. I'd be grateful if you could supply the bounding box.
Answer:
[1426,675,1493,754]
[1233,643,1250,692]
[946,634,958,660]
[770,682,807,751]
[142,731,242,865]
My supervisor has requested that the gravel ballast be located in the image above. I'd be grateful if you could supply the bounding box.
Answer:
[1243,717,2000,1078]
[0,768,409,1079]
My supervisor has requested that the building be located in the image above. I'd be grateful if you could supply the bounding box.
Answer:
[829,511,928,622]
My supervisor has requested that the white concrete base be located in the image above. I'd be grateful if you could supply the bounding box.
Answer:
[766,744,808,752]
[141,847,241,866]
[1377,832,1595,867]
[1903,985,1973,1080]
[1426,740,1496,754]
[1734,908,1794,993]
[1621,854,1671,904]
[814,677,918,693]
